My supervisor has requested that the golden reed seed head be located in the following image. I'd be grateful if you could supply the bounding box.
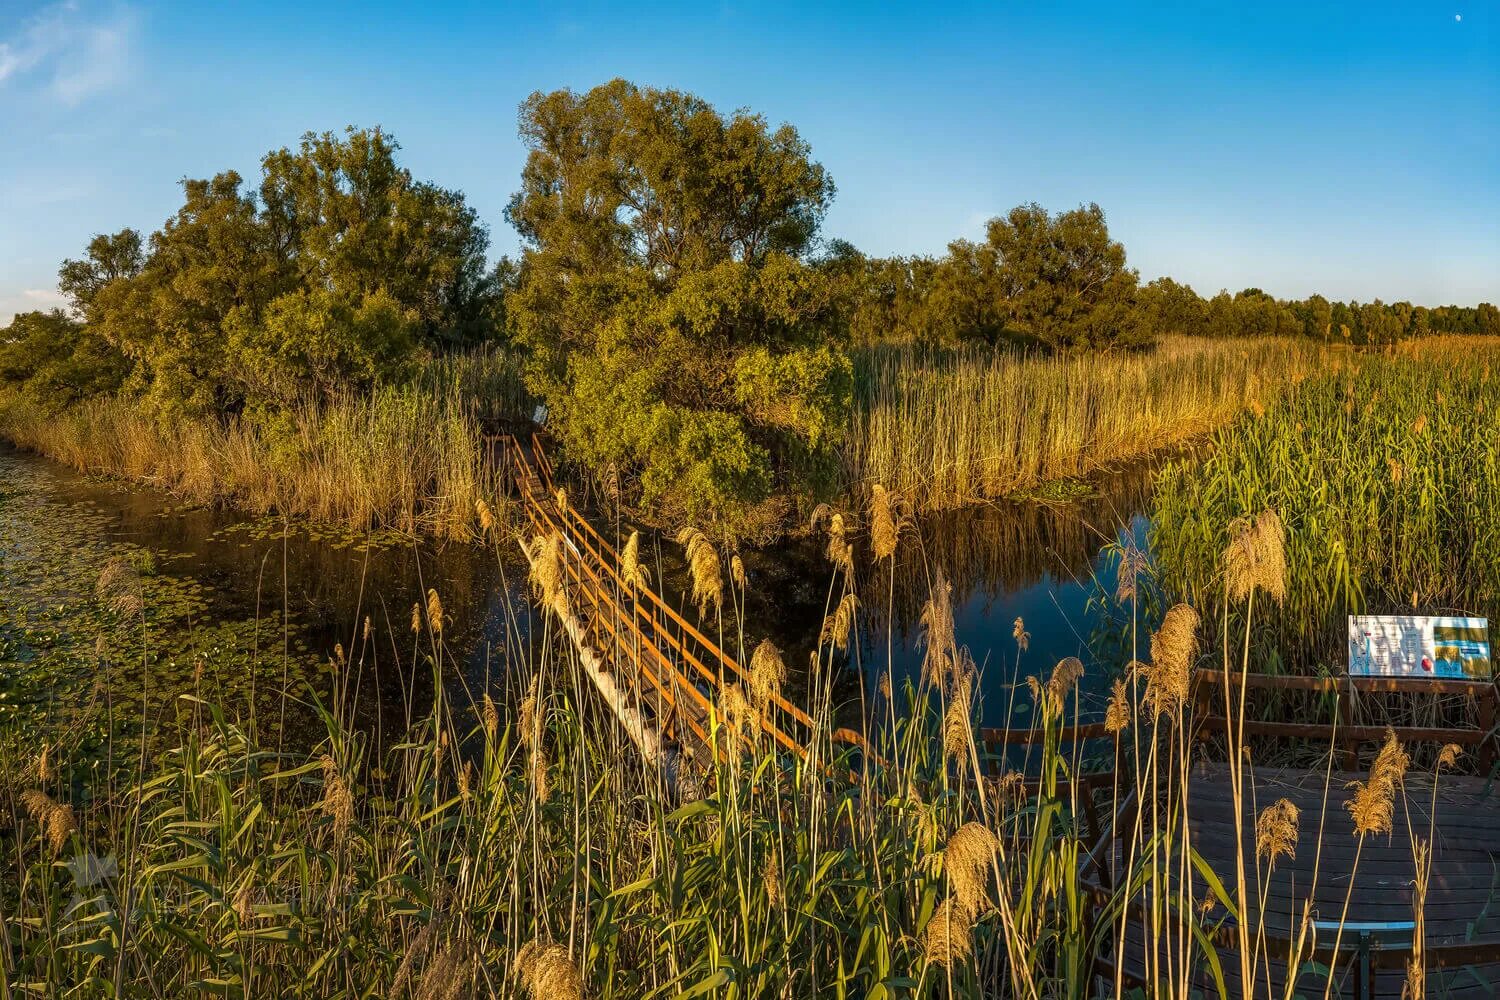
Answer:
[675,527,723,621]
[317,755,354,845]
[516,940,583,1000]
[1345,728,1410,837]
[821,593,860,652]
[1105,679,1130,736]
[1438,743,1462,771]
[877,670,892,701]
[620,531,650,594]
[1145,604,1199,719]
[942,673,973,763]
[532,746,551,804]
[1256,798,1300,869]
[527,533,571,620]
[426,589,445,635]
[730,553,747,591]
[943,822,999,916]
[717,683,760,746]
[96,557,144,617]
[482,693,499,739]
[20,789,76,853]
[919,571,958,687]
[475,497,495,535]
[868,483,902,562]
[411,602,422,635]
[1045,656,1084,711]
[748,639,787,708]
[37,743,56,782]
[554,487,568,514]
[1224,509,1288,605]
[1012,616,1030,653]
[923,898,975,968]
[762,853,782,908]
[1115,544,1150,604]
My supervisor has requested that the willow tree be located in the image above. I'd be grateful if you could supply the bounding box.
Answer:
[506,79,851,541]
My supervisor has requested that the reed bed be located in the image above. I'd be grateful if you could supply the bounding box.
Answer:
[845,335,1324,513]
[3,480,1477,999]
[1149,342,1500,668]
[0,348,530,542]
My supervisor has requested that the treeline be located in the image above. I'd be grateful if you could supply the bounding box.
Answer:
[832,245,1499,349]
[3,78,1497,539]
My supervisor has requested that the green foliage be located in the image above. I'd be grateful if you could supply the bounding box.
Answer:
[0,310,127,408]
[506,79,849,540]
[53,127,494,421]
[1151,343,1500,667]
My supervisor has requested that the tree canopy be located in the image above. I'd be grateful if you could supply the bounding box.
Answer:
[506,79,849,540]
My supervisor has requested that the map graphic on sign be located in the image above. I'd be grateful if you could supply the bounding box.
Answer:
[1347,616,1491,679]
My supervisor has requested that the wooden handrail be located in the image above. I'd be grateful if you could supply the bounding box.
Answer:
[506,436,809,761]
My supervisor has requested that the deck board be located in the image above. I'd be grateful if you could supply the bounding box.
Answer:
[1106,762,1500,996]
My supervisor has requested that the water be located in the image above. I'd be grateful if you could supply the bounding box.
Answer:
[0,443,1166,746]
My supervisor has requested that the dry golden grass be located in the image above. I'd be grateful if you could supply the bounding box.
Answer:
[847,335,1323,513]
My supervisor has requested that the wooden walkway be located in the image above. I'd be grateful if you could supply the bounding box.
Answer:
[1107,762,1500,998]
[498,434,865,784]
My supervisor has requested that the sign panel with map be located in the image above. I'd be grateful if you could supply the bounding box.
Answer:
[1347,615,1491,679]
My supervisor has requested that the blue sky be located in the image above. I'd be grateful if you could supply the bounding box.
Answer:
[2,1,1496,324]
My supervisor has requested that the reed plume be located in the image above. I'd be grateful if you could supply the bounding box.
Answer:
[1256,798,1300,870]
[37,743,56,782]
[1224,509,1288,604]
[919,570,957,686]
[1346,729,1410,837]
[1144,604,1199,718]
[620,530,651,594]
[95,557,143,616]
[20,789,76,853]
[411,602,422,634]
[717,683,759,745]
[426,588,444,635]
[676,527,723,621]
[482,693,499,739]
[526,533,571,619]
[1012,616,1030,653]
[730,553,747,591]
[1115,544,1150,604]
[942,670,973,762]
[317,755,354,845]
[1044,656,1084,712]
[943,822,999,916]
[748,639,786,708]
[532,747,551,804]
[762,853,782,908]
[868,483,905,562]
[1104,678,1130,735]
[475,497,495,535]
[821,593,859,652]
[516,939,583,1000]
[923,898,974,968]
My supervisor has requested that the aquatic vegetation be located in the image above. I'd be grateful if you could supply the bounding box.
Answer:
[847,335,1323,514]
[1151,344,1500,667]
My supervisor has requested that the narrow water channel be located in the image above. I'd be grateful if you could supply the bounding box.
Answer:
[1,443,1169,748]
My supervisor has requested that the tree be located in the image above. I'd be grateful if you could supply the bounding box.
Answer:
[985,202,1145,348]
[506,79,847,540]
[0,310,127,407]
[61,127,494,419]
[58,230,144,321]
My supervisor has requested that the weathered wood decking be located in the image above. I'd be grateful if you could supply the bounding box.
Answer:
[1110,762,1500,998]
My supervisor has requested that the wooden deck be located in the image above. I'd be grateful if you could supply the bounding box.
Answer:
[1110,762,1500,998]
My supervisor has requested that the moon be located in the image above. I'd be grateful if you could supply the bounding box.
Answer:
[1455,13,1462,20]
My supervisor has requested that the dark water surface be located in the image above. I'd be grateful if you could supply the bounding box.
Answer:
[1,443,1166,746]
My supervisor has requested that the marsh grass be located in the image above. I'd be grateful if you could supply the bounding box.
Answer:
[1150,341,1500,670]
[846,335,1323,513]
[2,483,1465,1000]
[0,349,530,542]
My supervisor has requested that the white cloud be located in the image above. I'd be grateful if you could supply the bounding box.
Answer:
[0,286,68,327]
[0,2,137,105]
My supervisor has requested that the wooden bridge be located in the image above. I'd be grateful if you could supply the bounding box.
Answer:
[497,431,1500,997]
[497,433,868,786]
